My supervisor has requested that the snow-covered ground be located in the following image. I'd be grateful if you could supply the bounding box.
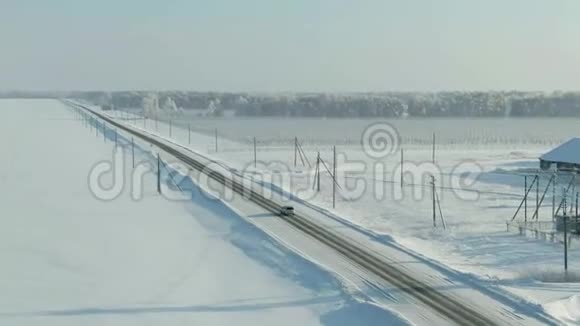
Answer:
[105,109,580,324]
[0,99,409,326]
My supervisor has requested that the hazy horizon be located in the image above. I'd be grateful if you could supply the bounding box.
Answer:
[3,89,579,94]
[1,0,579,92]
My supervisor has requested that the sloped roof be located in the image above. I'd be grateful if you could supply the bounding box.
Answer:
[540,138,580,165]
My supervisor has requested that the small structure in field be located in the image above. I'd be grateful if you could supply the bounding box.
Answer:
[539,138,580,226]
[507,138,580,246]
[541,138,580,237]
[540,138,580,171]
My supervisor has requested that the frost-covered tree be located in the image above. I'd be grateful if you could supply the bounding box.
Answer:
[142,93,159,119]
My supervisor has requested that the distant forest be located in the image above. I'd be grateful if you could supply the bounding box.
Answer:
[3,91,580,118]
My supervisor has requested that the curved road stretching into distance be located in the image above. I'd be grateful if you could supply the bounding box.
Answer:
[68,100,538,326]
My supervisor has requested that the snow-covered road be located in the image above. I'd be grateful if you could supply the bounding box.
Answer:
[0,99,407,326]
[83,102,563,324]
[107,107,580,325]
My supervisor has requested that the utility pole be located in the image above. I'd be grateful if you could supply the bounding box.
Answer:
[524,176,528,222]
[157,154,161,194]
[562,190,568,272]
[432,133,436,164]
[536,176,540,220]
[317,152,321,193]
[215,128,218,152]
[573,183,577,216]
[114,129,118,147]
[294,137,298,167]
[188,124,191,144]
[400,148,404,188]
[432,133,436,228]
[574,193,578,219]
[169,120,172,138]
[333,146,336,208]
[553,173,556,219]
[432,177,436,227]
[564,214,568,272]
[131,138,135,169]
[253,136,257,168]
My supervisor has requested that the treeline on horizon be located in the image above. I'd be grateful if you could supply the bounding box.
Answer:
[3,90,580,118]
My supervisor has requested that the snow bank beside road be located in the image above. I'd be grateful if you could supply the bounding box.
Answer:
[545,295,580,325]
[0,99,314,325]
[0,99,410,326]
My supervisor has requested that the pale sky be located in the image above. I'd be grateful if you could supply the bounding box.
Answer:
[1,0,579,92]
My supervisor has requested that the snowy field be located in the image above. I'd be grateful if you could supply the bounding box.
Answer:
[152,110,576,147]
[0,99,410,326]
[105,108,580,324]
